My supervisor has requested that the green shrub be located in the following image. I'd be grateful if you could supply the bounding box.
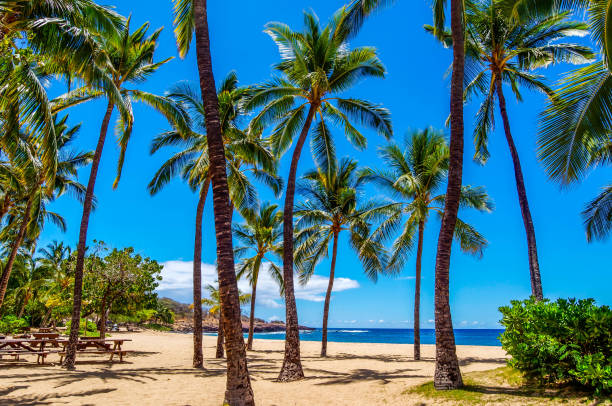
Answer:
[499,298,612,395]
[65,318,98,335]
[0,315,28,334]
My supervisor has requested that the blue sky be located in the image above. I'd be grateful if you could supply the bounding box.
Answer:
[40,0,610,329]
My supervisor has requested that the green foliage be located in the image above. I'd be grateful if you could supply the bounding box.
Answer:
[499,298,612,395]
[0,315,28,335]
[65,318,98,335]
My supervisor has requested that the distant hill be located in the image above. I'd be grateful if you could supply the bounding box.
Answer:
[159,297,193,318]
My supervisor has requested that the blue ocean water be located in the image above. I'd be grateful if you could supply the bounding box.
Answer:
[245,328,504,346]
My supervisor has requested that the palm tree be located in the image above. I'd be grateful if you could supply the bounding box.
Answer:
[172,0,255,401]
[201,284,250,358]
[536,0,611,242]
[12,254,45,318]
[247,5,392,381]
[294,157,388,357]
[0,115,91,308]
[234,203,284,350]
[360,129,493,360]
[149,75,280,367]
[429,0,467,391]
[427,1,592,299]
[61,19,189,370]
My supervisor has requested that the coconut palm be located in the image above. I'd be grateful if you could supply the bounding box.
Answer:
[149,75,280,367]
[0,115,91,308]
[536,0,611,242]
[247,5,392,381]
[234,203,284,351]
[12,253,45,318]
[360,129,493,360]
[429,0,467,391]
[60,18,189,370]
[201,283,250,359]
[427,1,592,300]
[171,0,256,400]
[294,157,389,357]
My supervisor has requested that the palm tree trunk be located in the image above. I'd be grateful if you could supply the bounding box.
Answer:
[17,291,30,318]
[247,257,261,351]
[216,315,225,358]
[433,0,464,390]
[321,230,339,358]
[63,100,114,370]
[192,1,253,403]
[0,195,33,308]
[414,220,424,361]
[494,76,543,300]
[278,103,317,382]
[193,179,210,368]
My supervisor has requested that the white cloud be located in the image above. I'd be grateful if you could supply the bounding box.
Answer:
[460,320,468,326]
[397,276,416,280]
[378,319,384,323]
[368,320,375,323]
[472,321,480,326]
[157,260,359,307]
[268,315,281,322]
[427,319,434,324]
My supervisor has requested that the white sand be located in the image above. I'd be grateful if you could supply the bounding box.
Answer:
[0,331,508,405]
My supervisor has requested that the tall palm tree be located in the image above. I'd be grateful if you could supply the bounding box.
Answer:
[12,253,45,318]
[247,6,392,381]
[0,115,91,308]
[149,75,280,367]
[294,157,388,357]
[60,18,190,370]
[429,0,467,391]
[172,0,255,401]
[427,1,592,299]
[234,203,284,351]
[360,129,493,360]
[536,0,611,242]
[201,284,251,358]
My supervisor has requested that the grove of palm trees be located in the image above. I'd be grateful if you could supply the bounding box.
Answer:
[0,0,609,405]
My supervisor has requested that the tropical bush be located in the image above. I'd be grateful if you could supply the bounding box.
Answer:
[65,318,98,336]
[0,315,28,335]
[499,298,612,395]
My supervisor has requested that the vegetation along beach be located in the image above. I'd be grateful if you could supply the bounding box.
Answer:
[0,0,610,405]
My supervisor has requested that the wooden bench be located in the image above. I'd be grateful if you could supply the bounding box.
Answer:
[58,349,129,363]
[0,351,51,364]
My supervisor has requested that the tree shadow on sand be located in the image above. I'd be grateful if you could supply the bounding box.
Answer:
[0,388,117,406]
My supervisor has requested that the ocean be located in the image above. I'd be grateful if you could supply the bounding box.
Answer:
[242,328,504,346]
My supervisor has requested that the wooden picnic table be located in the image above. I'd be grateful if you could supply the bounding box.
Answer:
[32,332,60,340]
[59,338,132,363]
[0,338,67,364]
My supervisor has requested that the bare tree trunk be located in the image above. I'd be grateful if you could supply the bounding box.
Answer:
[414,220,424,360]
[192,1,253,403]
[0,196,33,307]
[433,0,464,390]
[63,100,114,370]
[321,231,338,358]
[246,257,260,351]
[99,302,108,339]
[216,315,225,358]
[494,76,543,300]
[278,103,317,381]
[193,180,210,368]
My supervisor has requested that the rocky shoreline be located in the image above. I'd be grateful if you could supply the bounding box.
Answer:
[172,317,314,334]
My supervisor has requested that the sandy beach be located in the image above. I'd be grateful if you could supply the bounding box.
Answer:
[0,331,508,405]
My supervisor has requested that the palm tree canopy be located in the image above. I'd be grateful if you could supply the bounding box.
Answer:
[148,73,281,213]
[233,202,284,292]
[294,156,391,283]
[246,6,392,169]
[426,0,593,164]
[360,128,494,271]
[200,283,251,316]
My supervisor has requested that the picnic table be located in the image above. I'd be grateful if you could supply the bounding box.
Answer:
[58,338,132,363]
[0,337,67,364]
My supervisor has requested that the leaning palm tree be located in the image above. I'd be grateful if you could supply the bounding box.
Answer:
[360,129,493,360]
[294,157,388,357]
[427,1,592,300]
[247,5,392,381]
[536,0,611,242]
[0,115,91,308]
[60,19,189,370]
[149,74,280,367]
[12,254,45,318]
[234,203,284,351]
[171,1,256,400]
[200,283,250,359]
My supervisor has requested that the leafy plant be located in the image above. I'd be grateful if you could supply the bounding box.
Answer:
[499,298,612,395]
[0,315,28,335]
